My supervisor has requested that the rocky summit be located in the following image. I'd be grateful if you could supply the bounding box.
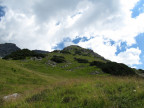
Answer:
[0,43,20,58]
[62,45,106,61]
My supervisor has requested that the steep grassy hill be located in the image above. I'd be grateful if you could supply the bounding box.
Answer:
[0,45,144,108]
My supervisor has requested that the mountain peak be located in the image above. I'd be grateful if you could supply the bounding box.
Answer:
[62,45,106,61]
[0,43,20,57]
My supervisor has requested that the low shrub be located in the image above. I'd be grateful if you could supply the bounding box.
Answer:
[90,61,105,67]
[138,69,144,73]
[75,50,82,55]
[60,50,71,54]
[26,90,49,103]
[102,62,135,76]
[3,49,46,60]
[51,55,66,63]
[90,61,135,76]
[74,57,89,63]
[52,50,60,53]
[62,96,77,103]
[0,98,4,106]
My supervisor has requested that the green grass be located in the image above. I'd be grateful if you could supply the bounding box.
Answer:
[0,53,144,108]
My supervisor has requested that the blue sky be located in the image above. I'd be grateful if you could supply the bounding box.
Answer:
[132,0,144,18]
[0,0,144,69]
[54,0,144,69]
[0,6,5,20]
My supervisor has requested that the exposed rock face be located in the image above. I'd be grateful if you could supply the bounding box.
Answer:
[0,43,20,57]
[33,50,49,54]
[46,60,57,67]
[90,71,100,75]
[62,45,106,61]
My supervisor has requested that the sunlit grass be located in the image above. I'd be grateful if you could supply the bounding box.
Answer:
[0,53,144,108]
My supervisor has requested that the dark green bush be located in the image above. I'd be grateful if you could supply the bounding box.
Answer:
[3,49,46,60]
[52,50,60,53]
[75,50,82,55]
[60,50,71,54]
[62,96,77,103]
[102,62,135,76]
[0,98,4,106]
[26,89,49,103]
[90,61,105,67]
[138,69,144,73]
[51,55,66,63]
[74,57,89,63]
[90,61,135,76]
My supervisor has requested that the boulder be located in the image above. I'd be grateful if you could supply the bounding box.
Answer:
[3,93,20,101]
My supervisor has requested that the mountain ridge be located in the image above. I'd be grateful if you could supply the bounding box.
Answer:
[0,43,20,58]
[0,43,106,61]
[0,43,49,57]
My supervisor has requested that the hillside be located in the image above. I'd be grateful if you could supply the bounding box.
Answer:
[61,45,106,61]
[0,44,144,108]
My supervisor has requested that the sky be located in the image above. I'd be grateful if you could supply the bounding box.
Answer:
[0,0,144,69]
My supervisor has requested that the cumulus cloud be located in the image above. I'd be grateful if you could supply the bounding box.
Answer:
[0,0,143,67]
[78,37,141,66]
[115,48,141,66]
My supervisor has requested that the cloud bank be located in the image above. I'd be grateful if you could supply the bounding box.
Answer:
[0,0,144,67]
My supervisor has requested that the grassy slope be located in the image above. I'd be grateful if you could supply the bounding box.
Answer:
[0,53,144,108]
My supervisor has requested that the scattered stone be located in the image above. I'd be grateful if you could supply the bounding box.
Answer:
[90,71,100,75]
[3,93,20,101]
[46,60,57,67]
[61,65,69,68]
[67,69,72,71]
[31,57,42,61]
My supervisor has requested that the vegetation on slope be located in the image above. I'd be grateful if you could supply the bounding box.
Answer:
[90,61,136,76]
[3,49,46,60]
[62,45,106,60]
[74,57,89,63]
[51,55,66,63]
[0,45,144,108]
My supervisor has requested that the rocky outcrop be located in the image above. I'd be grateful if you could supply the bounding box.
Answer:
[0,43,20,57]
[62,45,107,61]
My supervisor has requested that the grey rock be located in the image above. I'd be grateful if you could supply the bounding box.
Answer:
[31,57,43,61]
[46,60,57,67]
[61,65,69,68]
[90,71,100,75]
[3,93,20,101]
[0,43,20,57]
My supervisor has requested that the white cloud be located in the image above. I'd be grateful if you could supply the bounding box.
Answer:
[115,48,141,66]
[78,36,117,60]
[0,0,143,66]
[78,37,141,66]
